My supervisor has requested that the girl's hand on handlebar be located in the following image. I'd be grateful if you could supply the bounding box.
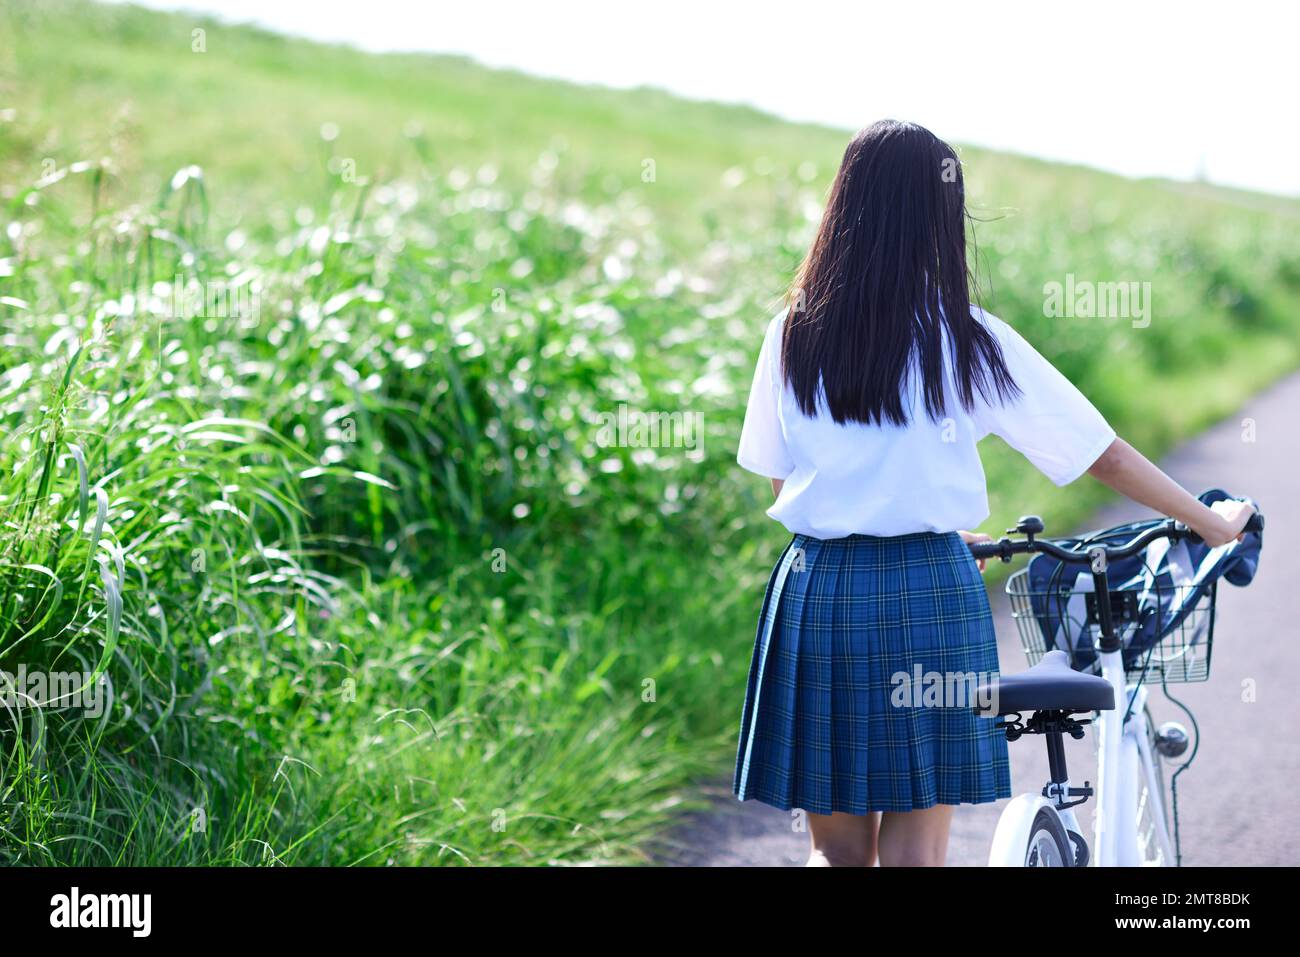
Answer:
[958,530,994,572]
[1192,500,1256,548]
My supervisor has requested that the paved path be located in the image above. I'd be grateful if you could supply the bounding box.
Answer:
[655,373,1300,866]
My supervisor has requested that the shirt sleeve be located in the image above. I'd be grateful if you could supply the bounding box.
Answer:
[736,313,796,480]
[973,311,1116,487]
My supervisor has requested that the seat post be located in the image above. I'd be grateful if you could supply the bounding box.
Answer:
[1018,709,1095,814]
[1043,711,1069,784]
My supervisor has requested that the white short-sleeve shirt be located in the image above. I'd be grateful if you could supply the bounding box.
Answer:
[736,307,1116,539]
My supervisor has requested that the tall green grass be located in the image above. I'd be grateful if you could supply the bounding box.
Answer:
[2,0,1299,865]
[0,153,770,864]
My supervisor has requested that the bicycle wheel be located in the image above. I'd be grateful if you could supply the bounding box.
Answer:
[1025,808,1073,867]
[1135,708,1175,866]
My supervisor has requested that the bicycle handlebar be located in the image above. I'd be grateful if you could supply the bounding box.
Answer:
[968,510,1263,565]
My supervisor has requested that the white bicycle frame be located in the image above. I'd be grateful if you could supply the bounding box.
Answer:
[1093,652,1175,866]
[989,646,1176,867]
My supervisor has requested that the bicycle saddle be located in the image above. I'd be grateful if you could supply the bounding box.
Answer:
[974,650,1115,716]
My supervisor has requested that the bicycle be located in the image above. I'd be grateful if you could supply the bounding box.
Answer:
[968,507,1264,867]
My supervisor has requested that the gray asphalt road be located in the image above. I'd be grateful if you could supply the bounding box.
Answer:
[655,373,1300,867]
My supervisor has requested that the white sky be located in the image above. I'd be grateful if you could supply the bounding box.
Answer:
[114,0,1300,196]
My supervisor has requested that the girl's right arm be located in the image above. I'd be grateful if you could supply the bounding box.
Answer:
[1086,437,1255,547]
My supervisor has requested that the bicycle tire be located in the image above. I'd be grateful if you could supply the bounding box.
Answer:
[1135,707,1174,865]
[1025,808,1073,867]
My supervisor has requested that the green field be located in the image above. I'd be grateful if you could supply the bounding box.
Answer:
[1,0,1298,865]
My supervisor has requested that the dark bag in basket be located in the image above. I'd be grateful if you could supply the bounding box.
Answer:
[1025,489,1262,671]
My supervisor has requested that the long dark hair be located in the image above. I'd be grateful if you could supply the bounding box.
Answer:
[782,119,1019,426]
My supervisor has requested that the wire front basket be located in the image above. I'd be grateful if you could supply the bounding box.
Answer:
[1006,569,1217,684]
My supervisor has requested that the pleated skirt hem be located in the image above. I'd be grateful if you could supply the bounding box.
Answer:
[735,789,1010,817]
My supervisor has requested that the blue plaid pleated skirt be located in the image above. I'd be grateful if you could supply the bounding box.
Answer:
[733,531,1011,815]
